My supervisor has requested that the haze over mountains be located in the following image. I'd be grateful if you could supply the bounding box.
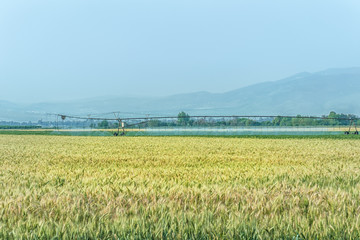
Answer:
[1,67,360,122]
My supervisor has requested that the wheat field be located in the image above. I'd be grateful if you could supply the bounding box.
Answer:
[1,135,360,239]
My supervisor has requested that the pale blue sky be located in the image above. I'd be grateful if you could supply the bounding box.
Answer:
[1,0,360,103]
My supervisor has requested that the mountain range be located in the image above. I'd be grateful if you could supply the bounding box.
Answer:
[2,67,360,122]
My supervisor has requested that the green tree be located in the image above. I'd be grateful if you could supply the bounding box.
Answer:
[272,116,282,126]
[177,111,190,126]
[98,120,109,129]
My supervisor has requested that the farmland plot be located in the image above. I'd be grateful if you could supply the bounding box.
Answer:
[1,135,360,239]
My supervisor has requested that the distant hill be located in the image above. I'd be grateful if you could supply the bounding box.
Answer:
[1,67,360,121]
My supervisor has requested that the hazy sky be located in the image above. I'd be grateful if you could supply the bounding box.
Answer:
[1,0,360,103]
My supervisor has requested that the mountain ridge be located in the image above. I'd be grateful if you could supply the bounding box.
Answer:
[1,67,360,121]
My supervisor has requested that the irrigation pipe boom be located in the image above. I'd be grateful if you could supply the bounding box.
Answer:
[53,113,360,135]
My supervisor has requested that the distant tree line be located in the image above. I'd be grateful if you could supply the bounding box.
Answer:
[2,111,358,130]
[126,111,360,128]
[0,125,41,129]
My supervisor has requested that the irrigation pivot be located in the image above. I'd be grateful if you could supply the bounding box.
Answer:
[53,113,360,136]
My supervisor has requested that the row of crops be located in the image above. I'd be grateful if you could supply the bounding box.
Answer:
[1,135,360,238]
